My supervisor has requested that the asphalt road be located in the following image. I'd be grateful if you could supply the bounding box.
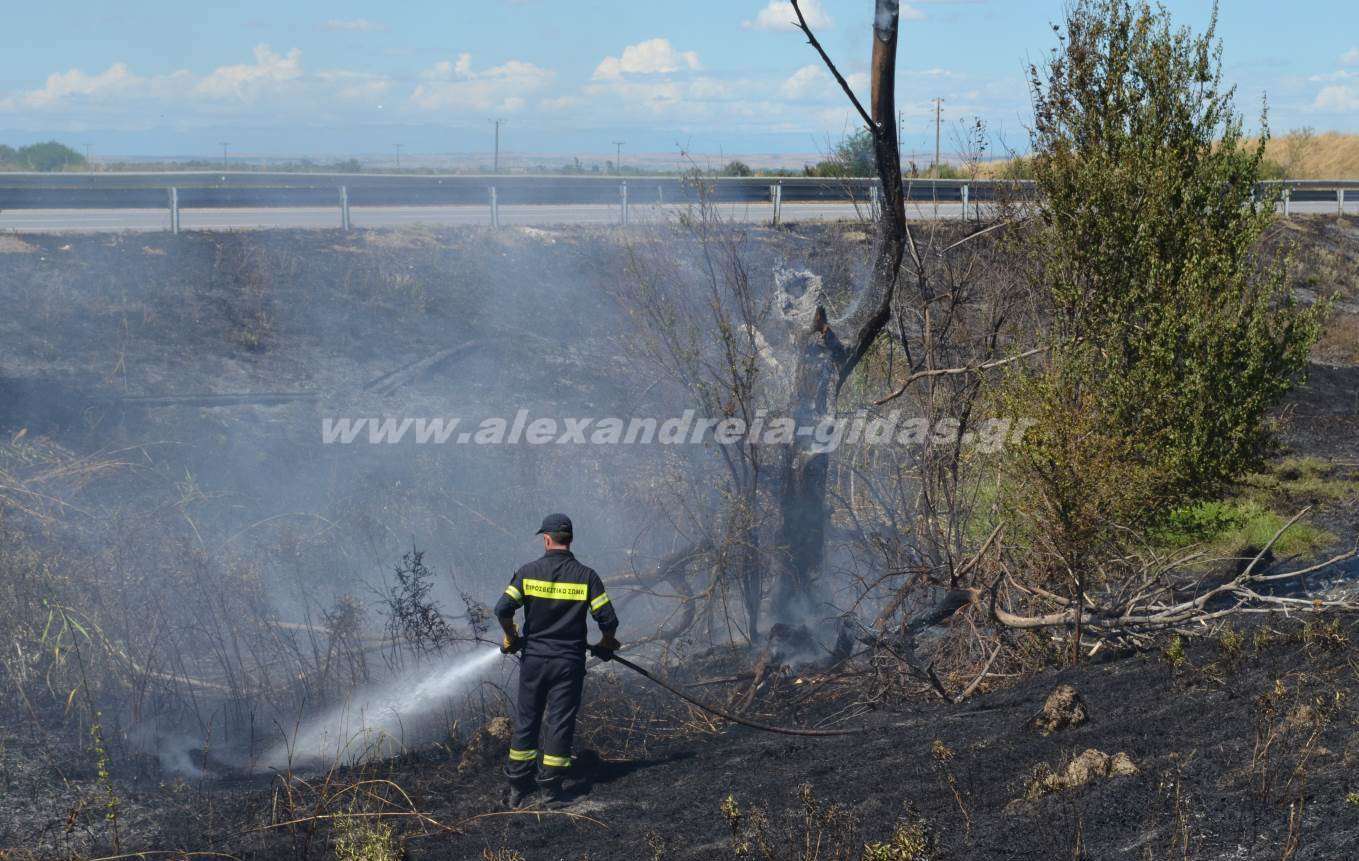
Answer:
[0,199,1352,233]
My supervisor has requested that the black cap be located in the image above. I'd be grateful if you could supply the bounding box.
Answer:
[535,513,573,536]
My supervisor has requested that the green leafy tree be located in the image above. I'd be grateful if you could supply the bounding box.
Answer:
[805,128,876,177]
[999,0,1324,627]
[16,141,86,171]
[721,159,753,177]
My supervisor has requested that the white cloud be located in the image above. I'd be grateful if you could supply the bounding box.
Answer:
[688,78,735,100]
[1,49,311,114]
[1,45,546,125]
[16,62,144,108]
[593,38,701,80]
[585,79,685,113]
[905,67,961,80]
[0,21,1035,147]
[902,4,927,21]
[583,74,746,119]
[322,19,388,32]
[780,65,826,100]
[539,95,582,112]
[779,65,867,102]
[421,53,475,80]
[409,55,554,113]
[743,0,832,31]
[1311,54,1359,112]
[0,45,389,124]
[316,69,392,102]
[1316,84,1359,113]
[194,45,303,102]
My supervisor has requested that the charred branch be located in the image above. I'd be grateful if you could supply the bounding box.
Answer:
[981,509,1359,641]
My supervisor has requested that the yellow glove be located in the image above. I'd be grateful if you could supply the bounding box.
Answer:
[501,625,522,655]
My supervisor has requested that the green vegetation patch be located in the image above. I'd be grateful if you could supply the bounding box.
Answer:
[1149,455,1358,559]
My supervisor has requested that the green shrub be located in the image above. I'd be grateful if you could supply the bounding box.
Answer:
[998,0,1325,601]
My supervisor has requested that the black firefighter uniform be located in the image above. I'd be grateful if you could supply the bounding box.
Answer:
[494,548,619,785]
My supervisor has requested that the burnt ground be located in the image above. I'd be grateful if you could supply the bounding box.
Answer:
[431,623,1359,861]
[0,216,1357,859]
[5,619,1359,860]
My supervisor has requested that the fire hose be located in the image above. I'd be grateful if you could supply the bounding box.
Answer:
[492,634,865,738]
[591,648,865,738]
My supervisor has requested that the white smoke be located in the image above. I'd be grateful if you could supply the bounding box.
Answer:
[127,725,209,779]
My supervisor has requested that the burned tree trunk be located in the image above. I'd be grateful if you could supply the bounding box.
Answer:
[840,0,909,388]
[774,311,844,621]
[775,1,910,623]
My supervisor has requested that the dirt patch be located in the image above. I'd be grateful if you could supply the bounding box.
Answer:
[0,236,37,254]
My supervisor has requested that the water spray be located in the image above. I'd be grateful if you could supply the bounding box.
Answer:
[257,640,852,775]
[263,645,504,769]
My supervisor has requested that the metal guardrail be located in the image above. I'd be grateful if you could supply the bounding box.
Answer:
[0,173,1353,231]
[0,174,1010,207]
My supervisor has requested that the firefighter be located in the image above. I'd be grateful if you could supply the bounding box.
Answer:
[494,513,620,807]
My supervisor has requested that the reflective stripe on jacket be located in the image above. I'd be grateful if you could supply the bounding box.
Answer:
[494,549,618,660]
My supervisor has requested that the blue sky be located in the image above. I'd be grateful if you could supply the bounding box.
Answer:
[0,0,1355,161]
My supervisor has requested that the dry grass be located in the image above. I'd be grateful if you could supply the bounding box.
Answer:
[0,236,39,254]
[1315,312,1359,365]
[1262,132,1359,180]
[978,132,1359,180]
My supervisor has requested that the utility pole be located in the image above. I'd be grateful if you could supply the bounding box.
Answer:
[492,119,505,173]
[612,141,625,175]
[394,143,403,170]
[931,98,943,178]
[220,142,230,170]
